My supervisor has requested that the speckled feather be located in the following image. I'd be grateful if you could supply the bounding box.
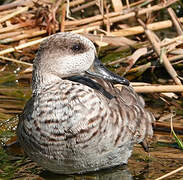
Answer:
[17,32,154,174]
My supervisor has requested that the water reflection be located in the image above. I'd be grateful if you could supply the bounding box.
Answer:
[40,166,133,180]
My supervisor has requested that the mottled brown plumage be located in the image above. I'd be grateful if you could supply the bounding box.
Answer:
[17,32,154,174]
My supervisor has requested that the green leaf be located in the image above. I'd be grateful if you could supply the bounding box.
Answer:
[171,115,183,149]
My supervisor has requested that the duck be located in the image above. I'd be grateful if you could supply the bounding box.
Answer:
[17,32,154,174]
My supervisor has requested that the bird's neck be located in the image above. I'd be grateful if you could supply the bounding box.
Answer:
[32,69,61,94]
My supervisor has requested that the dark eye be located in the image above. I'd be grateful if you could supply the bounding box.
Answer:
[71,43,83,52]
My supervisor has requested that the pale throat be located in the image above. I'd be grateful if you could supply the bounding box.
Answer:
[42,72,61,84]
[32,70,62,94]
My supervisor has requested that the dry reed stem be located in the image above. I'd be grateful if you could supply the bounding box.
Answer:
[134,85,183,93]
[112,17,183,36]
[103,0,177,25]
[2,16,182,40]
[0,29,46,43]
[96,0,104,16]
[123,48,147,75]
[61,4,66,32]
[104,2,110,34]
[0,31,22,40]
[69,0,86,7]
[0,22,32,34]
[65,0,177,27]
[0,37,47,55]
[126,62,151,74]
[161,50,182,86]
[68,0,156,27]
[138,19,182,88]
[65,11,110,26]
[115,84,183,93]
[2,6,181,44]
[161,34,183,47]
[111,0,123,12]
[111,0,154,13]
[52,0,63,27]
[155,166,183,180]
[126,0,130,9]
[105,57,127,65]
[84,34,136,46]
[0,6,28,23]
[0,22,100,44]
[0,56,32,66]
[0,26,104,56]
[0,8,19,17]
[167,7,183,35]
[130,82,150,86]
[113,0,155,13]
[1,26,102,44]
[65,21,103,31]
[129,0,154,8]
[71,1,96,13]
[154,121,183,134]
[169,54,183,62]
[72,26,100,33]
[0,0,32,11]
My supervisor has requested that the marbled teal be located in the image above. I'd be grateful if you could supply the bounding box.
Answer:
[17,32,154,174]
